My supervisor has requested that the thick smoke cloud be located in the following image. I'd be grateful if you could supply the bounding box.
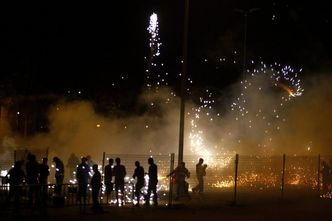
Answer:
[274,74,332,155]
[213,72,332,156]
[0,87,181,164]
[0,73,331,166]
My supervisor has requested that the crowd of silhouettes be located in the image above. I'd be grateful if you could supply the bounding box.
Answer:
[2,152,213,211]
[4,154,332,212]
[103,156,160,207]
[3,153,52,209]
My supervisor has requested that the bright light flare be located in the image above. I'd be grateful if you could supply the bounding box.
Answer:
[148,13,161,57]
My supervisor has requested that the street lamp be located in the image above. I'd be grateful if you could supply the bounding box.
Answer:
[235,8,260,80]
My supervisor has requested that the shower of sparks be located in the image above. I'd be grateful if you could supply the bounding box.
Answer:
[189,90,215,158]
[187,87,236,168]
[183,59,306,170]
[145,13,309,190]
[143,12,176,136]
[189,90,216,163]
[145,12,172,97]
[228,61,304,150]
[0,5,324,201]
[320,192,332,199]
[148,13,161,57]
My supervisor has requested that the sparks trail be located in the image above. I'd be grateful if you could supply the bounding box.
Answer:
[145,12,164,91]
[228,61,304,151]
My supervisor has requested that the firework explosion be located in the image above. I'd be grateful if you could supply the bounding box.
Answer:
[146,13,164,92]
[144,13,223,165]
[226,61,304,152]
[1,12,327,203]
[143,12,306,166]
[147,13,161,58]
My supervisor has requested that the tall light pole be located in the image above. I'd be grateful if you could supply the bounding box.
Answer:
[235,8,260,80]
[178,0,189,165]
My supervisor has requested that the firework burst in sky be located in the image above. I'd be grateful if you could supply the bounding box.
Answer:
[227,61,304,152]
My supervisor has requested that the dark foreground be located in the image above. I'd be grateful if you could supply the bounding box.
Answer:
[1,192,331,221]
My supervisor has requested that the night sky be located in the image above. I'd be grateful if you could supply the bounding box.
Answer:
[1,1,331,101]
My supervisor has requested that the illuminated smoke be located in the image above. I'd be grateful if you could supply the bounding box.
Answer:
[226,62,304,152]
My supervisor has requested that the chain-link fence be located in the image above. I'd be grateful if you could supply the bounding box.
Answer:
[1,151,330,208]
[102,153,327,204]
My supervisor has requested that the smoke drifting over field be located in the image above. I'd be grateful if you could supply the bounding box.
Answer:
[0,73,331,164]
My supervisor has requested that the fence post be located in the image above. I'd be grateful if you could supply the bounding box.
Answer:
[168,153,175,207]
[233,153,239,205]
[102,152,106,174]
[281,154,286,199]
[317,154,321,192]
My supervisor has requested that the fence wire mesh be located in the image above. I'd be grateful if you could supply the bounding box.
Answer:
[0,151,329,206]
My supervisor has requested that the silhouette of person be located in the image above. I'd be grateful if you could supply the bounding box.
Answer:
[39,157,50,203]
[66,153,80,181]
[113,157,126,206]
[104,158,114,203]
[132,161,145,206]
[53,157,64,195]
[26,153,40,207]
[4,160,25,208]
[145,157,158,206]
[76,157,91,204]
[192,158,207,193]
[91,164,102,212]
[168,162,190,200]
[86,155,95,168]
[321,161,331,192]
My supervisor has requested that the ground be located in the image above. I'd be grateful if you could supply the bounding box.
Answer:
[1,192,331,221]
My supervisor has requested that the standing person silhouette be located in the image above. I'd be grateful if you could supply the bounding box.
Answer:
[113,157,126,206]
[192,158,207,194]
[104,158,114,204]
[91,164,103,212]
[76,157,91,206]
[132,161,145,206]
[53,157,64,196]
[39,157,50,203]
[4,160,25,208]
[168,162,191,200]
[145,157,158,206]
